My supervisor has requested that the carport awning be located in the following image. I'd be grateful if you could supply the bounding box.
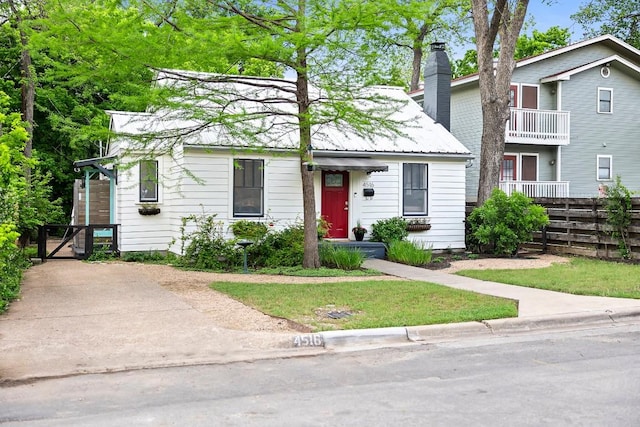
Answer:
[313,157,389,173]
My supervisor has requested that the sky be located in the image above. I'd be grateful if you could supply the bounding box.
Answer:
[448,0,588,60]
[524,0,585,41]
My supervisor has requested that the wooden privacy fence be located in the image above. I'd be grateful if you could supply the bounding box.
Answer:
[467,198,640,260]
[525,198,640,259]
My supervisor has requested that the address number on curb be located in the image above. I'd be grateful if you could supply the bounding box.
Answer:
[293,334,324,347]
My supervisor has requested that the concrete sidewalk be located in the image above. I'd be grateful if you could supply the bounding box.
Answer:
[2,258,640,383]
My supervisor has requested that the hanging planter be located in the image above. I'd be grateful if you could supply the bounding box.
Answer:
[405,219,431,232]
[138,205,161,216]
[406,223,431,231]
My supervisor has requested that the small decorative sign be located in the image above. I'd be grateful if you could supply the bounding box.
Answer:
[293,334,325,347]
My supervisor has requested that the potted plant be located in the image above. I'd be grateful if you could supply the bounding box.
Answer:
[352,221,367,241]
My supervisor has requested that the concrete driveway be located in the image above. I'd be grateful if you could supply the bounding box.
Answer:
[0,260,318,383]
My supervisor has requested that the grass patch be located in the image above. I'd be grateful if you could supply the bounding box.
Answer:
[255,266,381,277]
[387,240,433,266]
[456,257,640,299]
[211,280,517,331]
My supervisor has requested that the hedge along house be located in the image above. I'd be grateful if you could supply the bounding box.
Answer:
[104,60,471,255]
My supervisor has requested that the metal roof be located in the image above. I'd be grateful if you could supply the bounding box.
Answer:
[108,71,471,158]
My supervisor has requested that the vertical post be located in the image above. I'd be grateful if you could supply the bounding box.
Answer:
[242,246,249,274]
[38,225,47,262]
[109,175,115,224]
[85,225,94,260]
[84,169,90,225]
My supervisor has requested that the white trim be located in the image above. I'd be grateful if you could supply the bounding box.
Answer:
[541,55,640,83]
[230,157,267,218]
[597,87,613,114]
[453,35,640,87]
[520,153,539,181]
[138,158,163,204]
[596,155,613,181]
[401,162,429,217]
[520,83,540,109]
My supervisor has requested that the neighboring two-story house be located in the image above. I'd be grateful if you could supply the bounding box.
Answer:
[413,35,640,201]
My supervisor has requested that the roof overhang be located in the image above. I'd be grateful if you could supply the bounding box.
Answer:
[540,55,640,83]
[73,156,117,183]
[311,157,389,173]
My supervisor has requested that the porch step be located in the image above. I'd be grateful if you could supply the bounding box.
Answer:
[324,241,386,259]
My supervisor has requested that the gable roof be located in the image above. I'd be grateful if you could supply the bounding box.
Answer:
[540,54,640,82]
[108,70,471,158]
[452,34,640,88]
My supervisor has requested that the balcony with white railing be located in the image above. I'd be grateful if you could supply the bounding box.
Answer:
[500,181,570,198]
[506,108,570,145]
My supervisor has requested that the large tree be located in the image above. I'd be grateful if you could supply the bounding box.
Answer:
[571,0,640,49]
[471,0,529,205]
[42,0,412,268]
[373,0,471,91]
[452,25,570,78]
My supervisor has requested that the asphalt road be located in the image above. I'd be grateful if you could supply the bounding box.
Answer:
[2,324,640,426]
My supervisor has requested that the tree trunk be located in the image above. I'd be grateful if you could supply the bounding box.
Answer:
[409,43,423,92]
[19,38,34,163]
[476,101,507,204]
[294,12,320,268]
[8,0,35,163]
[471,0,529,206]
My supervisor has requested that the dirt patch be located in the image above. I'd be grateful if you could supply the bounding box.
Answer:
[437,252,570,274]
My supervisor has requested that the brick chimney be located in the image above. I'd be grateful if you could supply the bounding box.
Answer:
[423,42,451,131]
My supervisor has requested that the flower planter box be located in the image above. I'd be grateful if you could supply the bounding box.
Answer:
[406,223,431,232]
[138,207,161,216]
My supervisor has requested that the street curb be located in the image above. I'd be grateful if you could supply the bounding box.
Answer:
[311,308,640,349]
[320,327,408,348]
[407,321,489,342]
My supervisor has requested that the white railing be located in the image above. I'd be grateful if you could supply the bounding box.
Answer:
[506,108,570,145]
[500,181,570,198]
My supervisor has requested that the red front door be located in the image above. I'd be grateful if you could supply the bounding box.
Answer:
[321,171,349,238]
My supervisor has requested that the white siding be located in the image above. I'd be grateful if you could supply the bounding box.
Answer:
[115,154,175,253]
[113,148,466,253]
[352,158,466,250]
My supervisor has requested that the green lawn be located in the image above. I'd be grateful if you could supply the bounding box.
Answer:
[457,257,640,299]
[211,280,517,331]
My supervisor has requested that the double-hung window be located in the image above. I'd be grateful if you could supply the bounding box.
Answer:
[234,159,264,216]
[597,155,612,181]
[597,88,613,114]
[403,163,428,216]
[139,160,158,202]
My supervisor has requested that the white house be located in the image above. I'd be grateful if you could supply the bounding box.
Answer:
[102,64,471,255]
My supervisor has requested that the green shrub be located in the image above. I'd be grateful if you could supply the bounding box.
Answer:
[230,220,268,242]
[0,246,30,313]
[604,176,634,259]
[177,212,241,271]
[387,240,433,266]
[250,222,305,268]
[121,251,168,263]
[467,189,549,256]
[319,243,365,270]
[370,217,408,244]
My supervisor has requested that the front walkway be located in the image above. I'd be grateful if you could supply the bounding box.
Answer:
[363,258,640,317]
